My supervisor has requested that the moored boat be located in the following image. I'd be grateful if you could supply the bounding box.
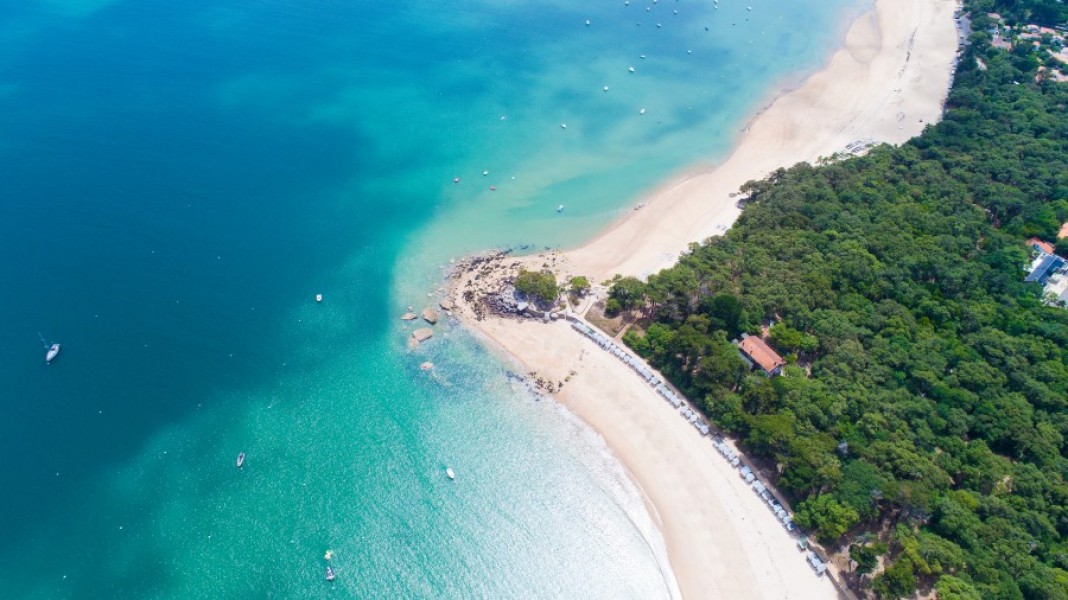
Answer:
[445,466,456,480]
[45,343,60,363]
[236,452,245,468]
[326,566,336,581]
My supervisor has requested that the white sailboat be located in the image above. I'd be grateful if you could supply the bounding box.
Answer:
[39,333,60,363]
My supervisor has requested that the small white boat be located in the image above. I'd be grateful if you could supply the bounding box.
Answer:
[445,467,455,480]
[628,66,635,73]
[46,343,60,363]
[326,566,336,582]
[639,108,646,115]
[556,204,565,213]
[560,123,567,129]
[315,293,323,303]
[236,452,245,468]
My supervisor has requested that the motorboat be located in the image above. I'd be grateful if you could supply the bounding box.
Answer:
[46,343,60,363]
[326,566,336,582]
[315,293,323,303]
[236,452,245,468]
[445,467,455,480]
[556,204,565,213]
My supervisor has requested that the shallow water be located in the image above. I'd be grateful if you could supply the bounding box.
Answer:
[0,0,860,596]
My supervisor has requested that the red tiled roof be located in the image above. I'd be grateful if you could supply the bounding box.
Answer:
[1029,237,1056,254]
[739,336,785,373]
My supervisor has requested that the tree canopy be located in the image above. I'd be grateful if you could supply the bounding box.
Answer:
[514,269,559,306]
[621,4,1068,597]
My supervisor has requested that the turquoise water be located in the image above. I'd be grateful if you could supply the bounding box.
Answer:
[0,0,860,596]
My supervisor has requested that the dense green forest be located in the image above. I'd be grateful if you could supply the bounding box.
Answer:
[974,0,1068,27]
[619,3,1068,598]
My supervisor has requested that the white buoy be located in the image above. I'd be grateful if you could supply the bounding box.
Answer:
[560,123,567,129]
[639,108,646,115]
[603,85,609,92]
[628,66,635,73]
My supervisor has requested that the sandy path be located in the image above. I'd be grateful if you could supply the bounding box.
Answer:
[453,0,960,598]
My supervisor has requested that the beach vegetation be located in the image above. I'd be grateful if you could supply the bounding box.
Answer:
[607,275,647,315]
[935,575,984,600]
[514,269,559,306]
[604,298,623,316]
[569,275,591,296]
[619,4,1068,596]
[793,494,860,543]
[1056,238,1068,256]
[850,540,888,575]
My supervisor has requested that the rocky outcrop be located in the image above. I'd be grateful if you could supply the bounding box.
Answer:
[422,308,439,324]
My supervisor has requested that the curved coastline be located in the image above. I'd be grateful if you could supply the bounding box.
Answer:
[452,0,961,598]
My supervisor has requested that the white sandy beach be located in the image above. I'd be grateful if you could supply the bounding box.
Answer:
[567,0,962,283]
[453,0,960,598]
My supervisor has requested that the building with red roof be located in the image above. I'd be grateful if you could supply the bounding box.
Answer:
[735,334,786,376]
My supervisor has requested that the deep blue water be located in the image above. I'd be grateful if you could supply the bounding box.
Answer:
[0,0,860,596]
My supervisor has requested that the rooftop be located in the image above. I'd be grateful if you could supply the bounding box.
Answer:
[1026,254,1066,285]
[738,335,786,374]
[1029,237,1056,254]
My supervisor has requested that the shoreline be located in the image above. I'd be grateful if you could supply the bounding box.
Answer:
[564,0,961,283]
[447,0,961,598]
